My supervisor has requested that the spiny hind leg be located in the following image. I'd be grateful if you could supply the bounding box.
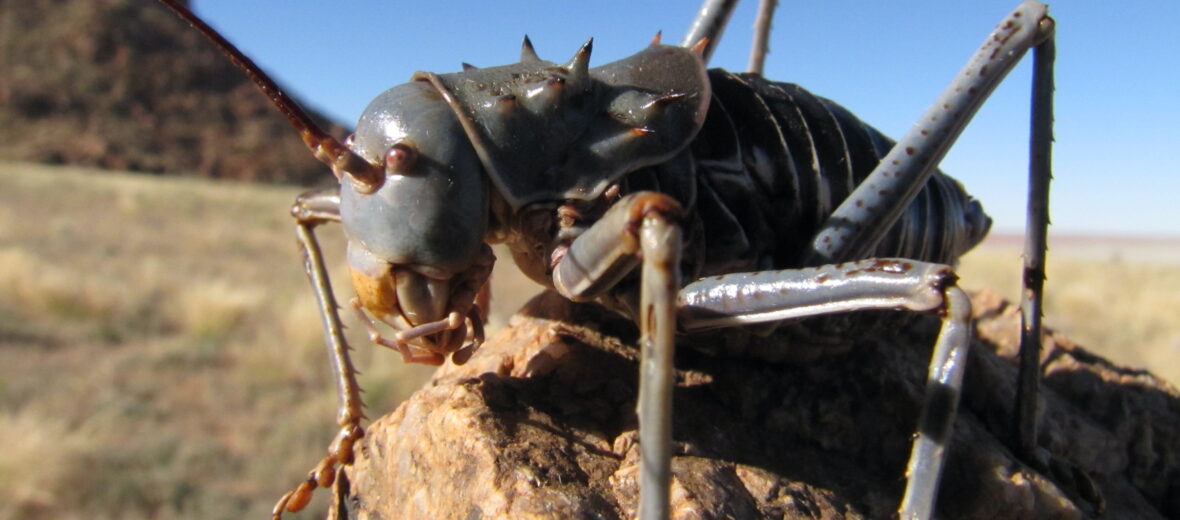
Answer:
[794,0,1057,491]
[1014,16,1055,467]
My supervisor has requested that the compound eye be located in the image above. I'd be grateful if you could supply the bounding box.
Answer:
[384,140,418,174]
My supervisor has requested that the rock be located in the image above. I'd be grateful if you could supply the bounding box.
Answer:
[338,290,1180,519]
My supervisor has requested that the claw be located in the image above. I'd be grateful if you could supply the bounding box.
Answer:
[272,490,294,519]
[272,420,364,518]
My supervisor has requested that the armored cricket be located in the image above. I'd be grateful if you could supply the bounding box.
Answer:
[157,0,1056,518]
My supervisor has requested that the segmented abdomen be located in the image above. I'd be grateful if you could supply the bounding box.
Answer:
[683,70,991,276]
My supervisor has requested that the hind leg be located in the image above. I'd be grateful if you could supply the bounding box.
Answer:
[677,259,972,518]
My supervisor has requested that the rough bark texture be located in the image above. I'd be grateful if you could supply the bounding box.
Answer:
[337,290,1180,519]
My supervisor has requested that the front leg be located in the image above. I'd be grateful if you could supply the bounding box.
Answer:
[274,187,364,519]
[553,192,683,520]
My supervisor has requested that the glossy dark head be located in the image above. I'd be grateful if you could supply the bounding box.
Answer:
[339,81,492,360]
[340,39,711,358]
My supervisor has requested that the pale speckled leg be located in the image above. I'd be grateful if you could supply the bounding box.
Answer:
[681,0,739,62]
[677,260,972,519]
[556,198,976,519]
[274,187,366,519]
[677,260,959,331]
[803,1,1055,265]
[788,2,1056,511]
[553,192,683,520]
[901,286,972,520]
[635,215,680,520]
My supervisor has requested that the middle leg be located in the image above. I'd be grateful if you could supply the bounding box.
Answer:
[553,192,683,520]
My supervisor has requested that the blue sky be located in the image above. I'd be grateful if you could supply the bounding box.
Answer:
[188,1,1178,236]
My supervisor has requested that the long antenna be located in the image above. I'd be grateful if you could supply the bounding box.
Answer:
[156,0,383,189]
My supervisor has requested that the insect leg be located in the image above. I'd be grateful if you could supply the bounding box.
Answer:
[900,286,971,520]
[276,187,365,519]
[677,260,960,330]
[677,260,971,519]
[552,192,683,520]
[802,1,1054,265]
[681,0,739,63]
[636,209,680,520]
[747,0,778,75]
[1015,22,1056,465]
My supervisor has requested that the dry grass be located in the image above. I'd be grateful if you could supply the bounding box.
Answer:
[957,234,1180,386]
[0,162,437,519]
[0,161,1175,518]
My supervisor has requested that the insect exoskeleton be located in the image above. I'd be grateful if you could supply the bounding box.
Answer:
[339,39,711,364]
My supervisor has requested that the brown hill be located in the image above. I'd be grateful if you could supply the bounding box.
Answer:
[0,0,342,184]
